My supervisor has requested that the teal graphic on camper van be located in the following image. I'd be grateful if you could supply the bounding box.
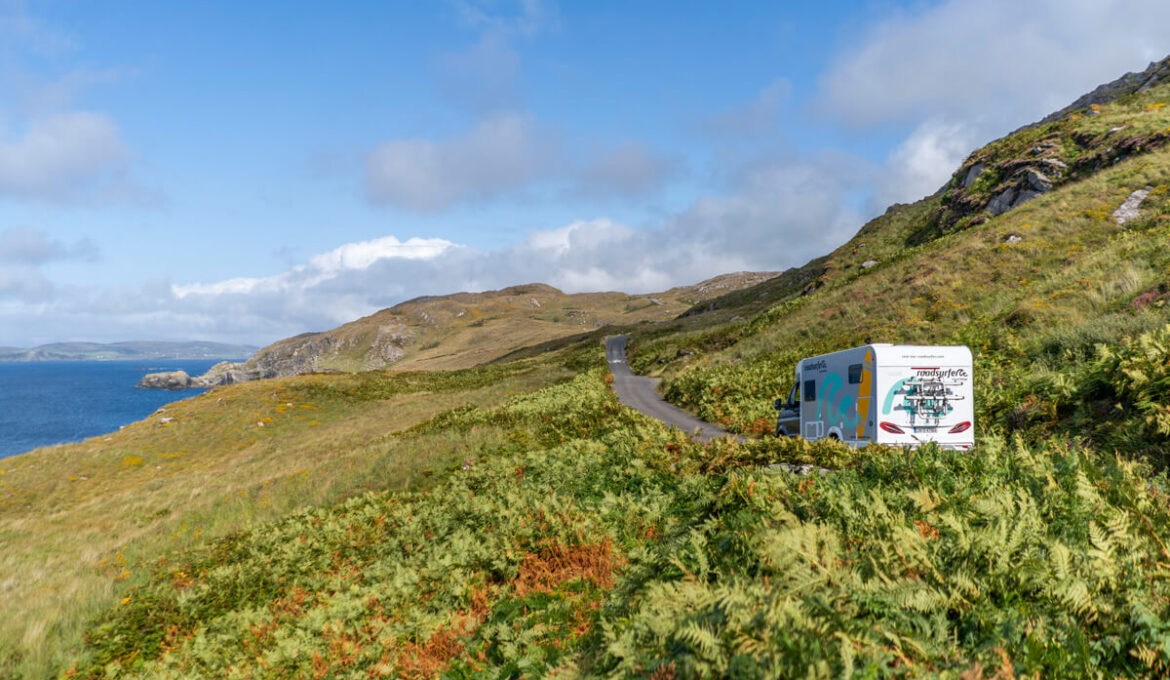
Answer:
[817,373,862,430]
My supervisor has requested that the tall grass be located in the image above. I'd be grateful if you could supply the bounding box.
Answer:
[0,358,577,678]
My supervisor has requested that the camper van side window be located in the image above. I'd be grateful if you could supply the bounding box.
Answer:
[848,364,863,384]
[803,379,816,401]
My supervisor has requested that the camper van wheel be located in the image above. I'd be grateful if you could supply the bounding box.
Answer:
[775,424,787,438]
[828,433,839,441]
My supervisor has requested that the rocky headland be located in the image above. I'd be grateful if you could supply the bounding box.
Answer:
[138,277,780,389]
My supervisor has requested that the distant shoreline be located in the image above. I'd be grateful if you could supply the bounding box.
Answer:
[0,341,256,363]
[0,357,252,363]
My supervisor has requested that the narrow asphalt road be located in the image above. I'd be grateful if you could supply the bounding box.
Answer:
[605,335,741,443]
[606,335,822,474]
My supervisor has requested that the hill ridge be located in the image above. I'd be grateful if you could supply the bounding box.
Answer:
[141,272,780,389]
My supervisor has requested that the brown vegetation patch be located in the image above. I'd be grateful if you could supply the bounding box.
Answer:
[513,538,625,596]
[959,647,1016,680]
[914,520,941,541]
[1130,286,1169,310]
[385,586,492,680]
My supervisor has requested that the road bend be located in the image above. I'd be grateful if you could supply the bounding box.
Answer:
[605,334,743,443]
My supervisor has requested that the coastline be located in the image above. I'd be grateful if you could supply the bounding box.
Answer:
[0,359,219,459]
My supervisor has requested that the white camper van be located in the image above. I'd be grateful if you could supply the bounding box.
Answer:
[774,344,974,449]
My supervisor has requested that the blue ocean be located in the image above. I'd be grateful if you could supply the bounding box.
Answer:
[0,360,220,459]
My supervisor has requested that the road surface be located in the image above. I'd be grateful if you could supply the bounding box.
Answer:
[605,335,741,443]
[606,335,823,474]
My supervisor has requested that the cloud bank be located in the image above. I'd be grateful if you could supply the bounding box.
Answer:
[365,113,554,212]
[0,111,130,202]
[0,149,862,345]
[170,154,861,340]
[818,0,1170,206]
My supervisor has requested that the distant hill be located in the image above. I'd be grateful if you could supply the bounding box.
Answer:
[0,341,257,362]
[157,273,778,388]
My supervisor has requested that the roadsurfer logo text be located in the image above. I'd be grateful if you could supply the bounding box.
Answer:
[915,368,967,379]
[804,360,827,372]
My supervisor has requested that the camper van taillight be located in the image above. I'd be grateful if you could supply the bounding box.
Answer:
[879,422,905,434]
[948,421,972,434]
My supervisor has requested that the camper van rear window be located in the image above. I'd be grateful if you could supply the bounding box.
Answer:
[848,364,863,384]
[803,379,816,401]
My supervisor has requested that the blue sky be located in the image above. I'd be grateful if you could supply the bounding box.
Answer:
[1,0,1168,346]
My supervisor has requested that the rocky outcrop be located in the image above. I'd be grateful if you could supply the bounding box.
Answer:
[954,155,1066,218]
[1114,186,1154,225]
[914,55,1170,242]
[138,361,268,389]
[1039,57,1170,125]
[961,162,984,189]
[137,370,192,390]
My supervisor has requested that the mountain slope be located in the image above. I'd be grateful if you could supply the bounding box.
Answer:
[152,273,778,388]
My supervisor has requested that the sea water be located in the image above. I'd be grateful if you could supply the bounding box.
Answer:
[0,360,221,459]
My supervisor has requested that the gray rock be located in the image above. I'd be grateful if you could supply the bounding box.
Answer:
[1025,169,1052,192]
[1107,125,1127,136]
[861,260,878,269]
[648,297,663,306]
[158,416,174,424]
[138,370,191,390]
[1003,234,1024,244]
[1113,186,1154,225]
[1013,189,1043,208]
[188,361,258,387]
[962,162,985,189]
[987,188,1018,215]
[1038,158,1068,173]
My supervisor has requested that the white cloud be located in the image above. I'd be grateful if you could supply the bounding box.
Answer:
[0,112,129,201]
[365,112,553,212]
[870,119,978,209]
[0,227,96,306]
[700,79,791,138]
[308,235,454,272]
[522,218,633,257]
[160,151,862,339]
[818,0,1170,131]
[571,143,680,199]
[0,227,98,264]
[173,235,456,299]
[0,264,54,301]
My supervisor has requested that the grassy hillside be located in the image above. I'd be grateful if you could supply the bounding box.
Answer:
[56,372,1170,679]
[5,64,1170,679]
[0,353,589,677]
[202,273,778,384]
